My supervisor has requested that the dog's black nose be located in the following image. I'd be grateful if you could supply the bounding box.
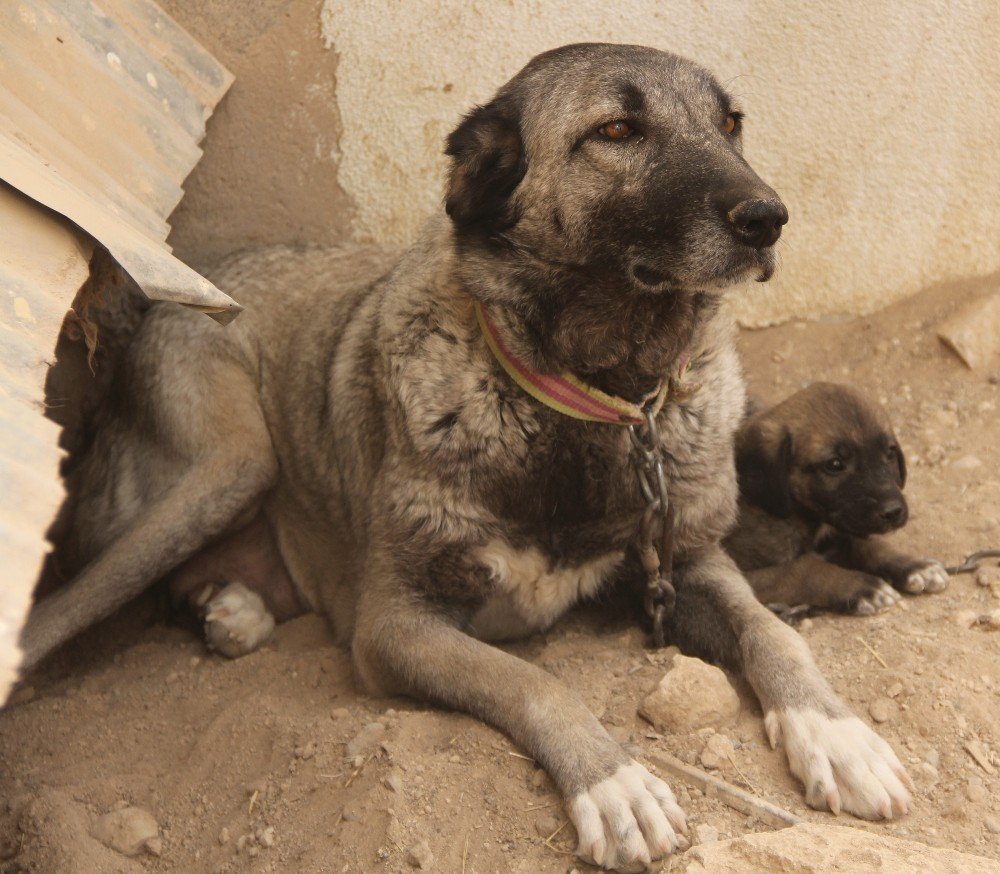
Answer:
[727,199,788,249]
[878,500,908,528]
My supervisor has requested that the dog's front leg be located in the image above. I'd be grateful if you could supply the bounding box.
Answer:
[667,545,913,820]
[353,563,686,871]
[820,532,949,595]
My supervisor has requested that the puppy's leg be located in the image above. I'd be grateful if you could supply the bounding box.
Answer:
[353,571,686,872]
[746,553,900,615]
[668,545,913,821]
[821,534,949,595]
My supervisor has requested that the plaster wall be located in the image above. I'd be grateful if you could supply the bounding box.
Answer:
[165,0,1000,325]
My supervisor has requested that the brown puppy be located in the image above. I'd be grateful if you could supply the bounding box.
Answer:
[726,382,949,615]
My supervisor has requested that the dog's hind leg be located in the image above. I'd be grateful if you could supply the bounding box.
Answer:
[667,544,913,822]
[19,306,278,672]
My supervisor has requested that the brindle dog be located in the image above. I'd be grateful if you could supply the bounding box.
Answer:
[20,45,913,871]
[726,382,949,615]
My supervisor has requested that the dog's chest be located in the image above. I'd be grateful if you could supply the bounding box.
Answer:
[467,539,623,640]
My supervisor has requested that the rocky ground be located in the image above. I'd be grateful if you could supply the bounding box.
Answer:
[0,274,998,873]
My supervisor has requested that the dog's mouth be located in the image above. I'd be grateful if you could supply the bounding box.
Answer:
[630,244,776,291]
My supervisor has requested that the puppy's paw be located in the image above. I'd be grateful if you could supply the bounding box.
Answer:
[568,761,686,871]
[765,708,913,821]
[204,582,275,658]
[845,576,901,615]
[898,560,949,595]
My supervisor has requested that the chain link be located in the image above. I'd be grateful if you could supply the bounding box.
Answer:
[627,406,676,648]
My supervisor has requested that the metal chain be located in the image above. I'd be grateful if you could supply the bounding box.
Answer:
[627,406,676,648]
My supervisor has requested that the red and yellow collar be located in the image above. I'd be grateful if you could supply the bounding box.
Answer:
[474,300,694,426]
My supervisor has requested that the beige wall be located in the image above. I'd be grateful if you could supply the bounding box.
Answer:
[166,0,1000,326]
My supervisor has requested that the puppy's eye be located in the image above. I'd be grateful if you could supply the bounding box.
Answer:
[598,120,635,141]
[823,458,846,474]
[723,112,743,136]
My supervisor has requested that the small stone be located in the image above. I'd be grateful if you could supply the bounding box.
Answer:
[985,815,1000,834]
[951,455,983,471]
[346,722,385,758]
[694,823,720,844]
[886,682,904,699]
[699,734,735,770]
[966,780,988,803]
[639,656,740,733]
[407,839,434,869]
[165,671,179,684]
[258,826,275,848]
[868,698,896,724]
[925,749,940,769]
[952,610,979,628]
[341,805,362,823]
[534,815,560,837]
[916,762,939,787]
[976,569,999,587]
[145,836,162,857]
[530,768,548,789]
[385,771,404,793]
[449,754,461,764]
[331,707,351,721]
[91,807,160,857]
[219,827,230,845]
[189,656,201,668]
[295,741,317,760]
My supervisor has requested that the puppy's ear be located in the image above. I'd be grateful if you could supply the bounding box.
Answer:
[736,424,794,518]
[894,442,907,488]
[445,99,526,235]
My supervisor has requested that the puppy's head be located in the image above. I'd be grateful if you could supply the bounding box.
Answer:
[444,43,787,296]
[736,383,908,537]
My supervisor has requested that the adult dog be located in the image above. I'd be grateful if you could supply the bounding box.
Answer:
[21,45,912,871]
[726,382,949,614]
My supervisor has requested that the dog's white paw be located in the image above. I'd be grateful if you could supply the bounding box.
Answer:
[901,560,949,594]
[765,708,913,820]
[855,580,901,614]
[204,582,275,658]
[568,761,686,872]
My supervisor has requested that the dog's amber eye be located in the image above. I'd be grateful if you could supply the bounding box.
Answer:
[724,112,742,135]
[823,458,846,474]
[599,120,634,141]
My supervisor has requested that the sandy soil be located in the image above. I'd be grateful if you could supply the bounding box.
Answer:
[1,274,998,873]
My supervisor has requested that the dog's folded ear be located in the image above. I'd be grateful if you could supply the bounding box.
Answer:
[736,423,794,518]
[445,99,526,235]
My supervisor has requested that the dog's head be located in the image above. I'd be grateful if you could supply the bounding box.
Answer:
[736,383,909,537]
[444,43,787,295]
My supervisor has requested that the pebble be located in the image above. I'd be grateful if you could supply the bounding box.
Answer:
[639,656,740,733]
[257,826,275,848]
[385,771,404,793]
[534,815,560,837]
[926,749,940,768]
[985,815,1000,834]
[868,698,896,724]
[699,734,735,770]
[219,827,230,845]
[694,823,720,844]
[294,740,317,760]
[331,707,351,721]
[341,805,363,823]
[90,807,160,857]
[407,839,434,869]
[886,682,904,699]
[966,778,988,804]
[951,455,983,471]
[916,762,939,786]
[530,768,548,788]
[976,569,999,587]
[346,722,385,758]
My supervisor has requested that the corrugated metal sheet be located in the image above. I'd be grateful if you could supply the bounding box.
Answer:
[0,0,236,702]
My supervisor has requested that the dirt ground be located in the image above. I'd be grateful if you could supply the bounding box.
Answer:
[1,274,998,873]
